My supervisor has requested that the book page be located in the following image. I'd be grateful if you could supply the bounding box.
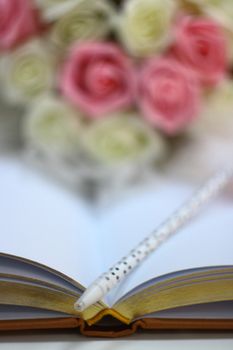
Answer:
[2,156,233,306]
[98,181,233,305]
[0,255,82,293]
[0,156,102,287]
[0,305,70,320]
[137,301,233,320]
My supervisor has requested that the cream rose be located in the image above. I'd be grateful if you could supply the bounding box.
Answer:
[82,113,167,166]
[80,113,167,200]
[1,40,55,104]
[116,0,177,57]
[24,95,82,157]
[50,0,115,49]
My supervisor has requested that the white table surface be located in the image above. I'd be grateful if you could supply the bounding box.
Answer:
[0,332,233,349]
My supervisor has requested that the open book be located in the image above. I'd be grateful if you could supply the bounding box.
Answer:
[1,157,233,337]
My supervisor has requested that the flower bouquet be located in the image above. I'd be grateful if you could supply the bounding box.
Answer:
[0,0,233,200]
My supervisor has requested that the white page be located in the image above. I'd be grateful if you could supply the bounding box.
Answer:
[98,182,233,305]
[140,301,233,320]
[0,156,102,287]
[0,255,83,293]
[1,156,233,306]
[0,305,70,320]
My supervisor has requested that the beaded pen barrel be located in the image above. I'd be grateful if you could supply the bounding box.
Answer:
[75,166,233,312]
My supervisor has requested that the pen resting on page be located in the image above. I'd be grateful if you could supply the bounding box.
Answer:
[74,166,233,312]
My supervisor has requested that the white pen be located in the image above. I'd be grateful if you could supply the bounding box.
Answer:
[74,166,233,312]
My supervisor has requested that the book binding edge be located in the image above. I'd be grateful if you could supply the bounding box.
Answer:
[1,317,233,337]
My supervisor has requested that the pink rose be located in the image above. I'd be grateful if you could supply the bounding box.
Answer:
[173,17,227,86]
[138,57,201,135]
[0,0,41,50]
[60,42,135,118]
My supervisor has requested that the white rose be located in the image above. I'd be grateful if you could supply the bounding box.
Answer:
[116,0,177,57]
[80,112,168,203]
[24,95,83,158]
[49,0,115,49]
[82,112,167,168]
[1,40,55,105]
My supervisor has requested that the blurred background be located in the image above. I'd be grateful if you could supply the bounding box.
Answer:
[1,0,233,204]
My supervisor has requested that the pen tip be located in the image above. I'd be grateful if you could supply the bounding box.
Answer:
[74,301,85,312]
